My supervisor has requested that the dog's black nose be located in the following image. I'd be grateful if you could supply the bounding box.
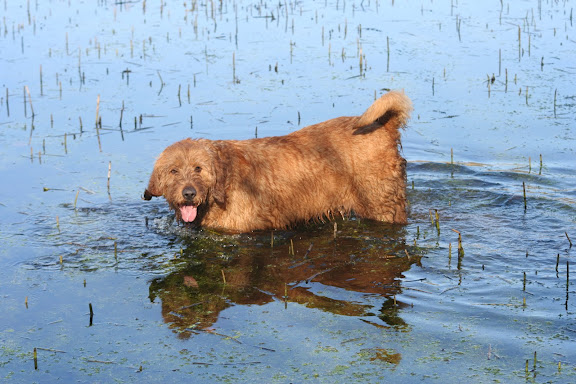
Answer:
[182,186,197,201]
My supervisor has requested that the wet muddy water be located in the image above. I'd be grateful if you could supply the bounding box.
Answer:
[1,0,575,382]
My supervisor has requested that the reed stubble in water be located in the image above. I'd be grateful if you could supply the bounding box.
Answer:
[523,182,527,211]
[554,89,557,118]
[451,229,464,258]
[107,161,111,194]
[566,260,570,310]
[25,85,34,117]
[73,189,79,209]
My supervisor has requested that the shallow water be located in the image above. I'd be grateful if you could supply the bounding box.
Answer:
[1,0,575,382]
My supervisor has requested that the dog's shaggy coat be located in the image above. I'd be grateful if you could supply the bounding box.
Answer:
[144,91,412,232]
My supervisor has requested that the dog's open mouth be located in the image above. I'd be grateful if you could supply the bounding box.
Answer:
[180,205,198,222]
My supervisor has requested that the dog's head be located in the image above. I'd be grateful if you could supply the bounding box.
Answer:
[143,139,227,224]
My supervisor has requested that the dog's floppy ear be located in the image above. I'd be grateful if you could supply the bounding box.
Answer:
[143,166,163,200]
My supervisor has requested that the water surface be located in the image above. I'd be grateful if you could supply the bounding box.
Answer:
[1,0,575,382]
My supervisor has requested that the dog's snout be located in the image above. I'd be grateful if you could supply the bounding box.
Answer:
[182,186,197,201]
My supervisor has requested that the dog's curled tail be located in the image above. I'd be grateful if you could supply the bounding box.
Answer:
[355,90,412,129]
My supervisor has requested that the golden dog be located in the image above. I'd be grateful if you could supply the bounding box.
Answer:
[144,90,412,232]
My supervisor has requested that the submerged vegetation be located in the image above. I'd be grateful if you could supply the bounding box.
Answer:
[0,0,574,382]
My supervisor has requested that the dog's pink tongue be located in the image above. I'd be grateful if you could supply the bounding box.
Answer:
[180,206,198,222]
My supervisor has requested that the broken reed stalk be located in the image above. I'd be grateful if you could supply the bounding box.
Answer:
[74,189,79,209]
[119,101,124,128]
[34,347,38,370]
[359,46,363,74]
[25,85,34,116]
[96,117,102,152]
[523,182,527,211]
[107,161,111,193]
[456,16,462,42]
[221,269,227,285]
[566,232,572,248]
[232,52,236,83]
[556,254,560,273]
[89,303,94,326]
[518,25,521,61]
[95,95,100,126]
[523,271,526,291]
[567,260,570,310]
[554,89,557,118]
[451,229,464,257]
[270,231,274,247]
[539,154,543,174]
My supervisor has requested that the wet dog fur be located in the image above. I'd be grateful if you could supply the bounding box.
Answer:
[143,90,412,232]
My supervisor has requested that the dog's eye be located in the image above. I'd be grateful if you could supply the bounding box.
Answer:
[170,169,178,175]
[194,166,202,173]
